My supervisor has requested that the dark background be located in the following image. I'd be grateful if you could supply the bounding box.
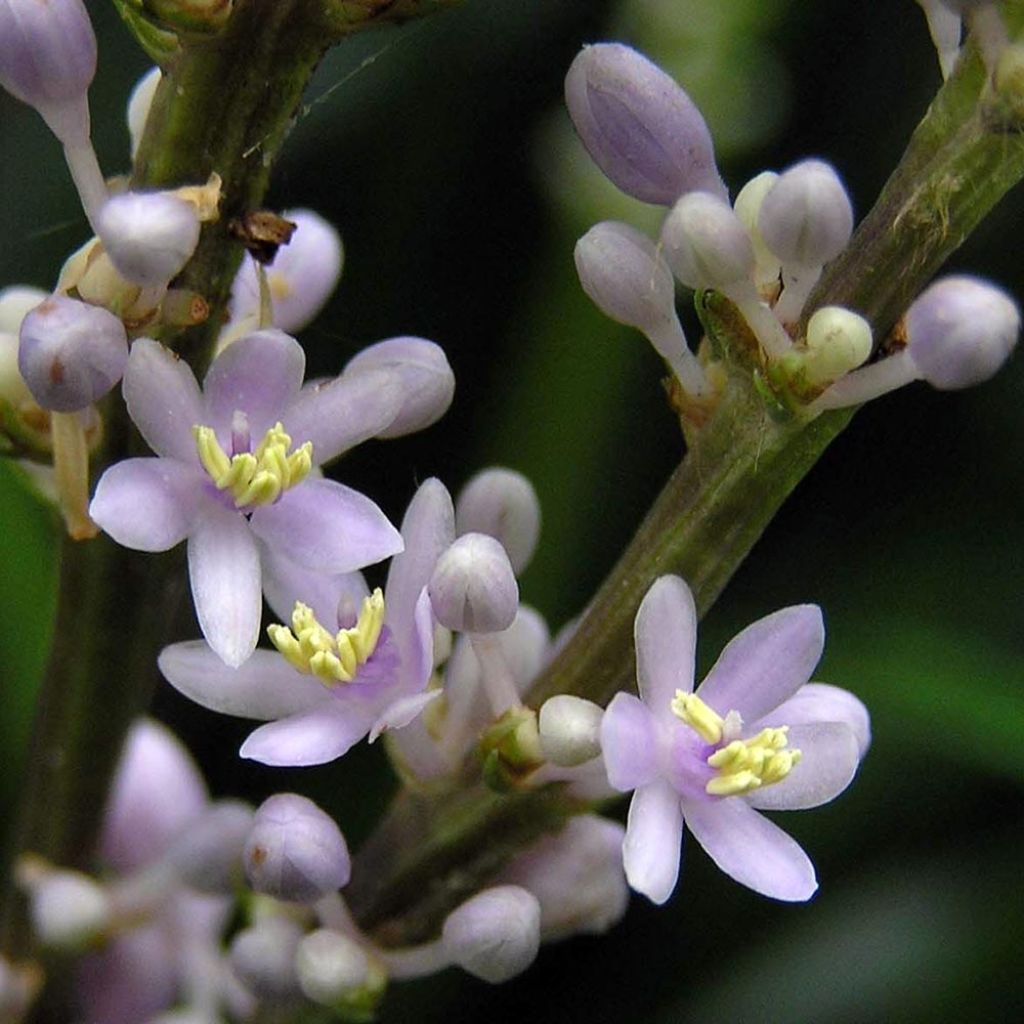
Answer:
[2,1,1023,1021]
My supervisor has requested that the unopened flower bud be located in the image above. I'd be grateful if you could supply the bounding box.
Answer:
[229,917,304,1002]
[0,0,96,143]
[759,160,853,268]
[661,192,754,292]
[164,800,253,893]
[244,794,351,903]
[18,296,128,412]
[127,66,161,160]
[296,929,385,1013]
[905,275,1019,388]
[429,533,519,634]
[455,468,541,575]
[538,695,603,767]
[442,886,541,983]
[803,306,872,385]
[733,171,782,292]
[97,192,201,287]
[0,285,46,333]
[499,816,628,941]
[574,221,708,396]
[564,43,726,204]
[26,869,111,950]
[345,337,454,438]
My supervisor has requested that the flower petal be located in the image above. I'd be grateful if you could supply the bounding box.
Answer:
[385,478,455,642]
[158,643,330,720]
[696,605,824,722]
[623,780,683,904]
[681,795,818,901]
[187,506,261,667]
[259,540,368,627]
[123,339,203,462]
[240,705,372,767]
[635,575,697,719]
[202,329,305,438]
[758,682,871,757]
[283,368,404,464]
[600,692,661,792]
[250,478,402,576]
[369,688,442,742]
[745,722,860,811]
[90,457,200,551]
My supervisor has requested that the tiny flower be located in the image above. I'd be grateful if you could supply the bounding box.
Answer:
[91,330,405,666]
[429,533,520,635]
[243,793,350,903]
[601,575,869,903]
[455,467,541,575]
[97,191,201,287]
[158,478,455,766]
[812,275,1020,411]
[574,220,709,397]
[564,43,727,205]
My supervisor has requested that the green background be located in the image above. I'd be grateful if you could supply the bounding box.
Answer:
[2,1,1023,1021]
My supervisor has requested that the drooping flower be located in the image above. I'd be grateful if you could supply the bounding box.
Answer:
[91,330,406,666]
[601,575,869,904]
[157,478,455,767]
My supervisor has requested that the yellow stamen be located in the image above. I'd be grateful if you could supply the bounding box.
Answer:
[670,691,724,744]
[192,421,313,508]
[704,725,801,797]
[268,590,386,686]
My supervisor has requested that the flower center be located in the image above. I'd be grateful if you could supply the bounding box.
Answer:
[267,589,385,685]
[670,691,801,797]
[193,418,312,508]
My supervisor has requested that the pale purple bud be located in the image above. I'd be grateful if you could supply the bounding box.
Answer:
[18,296,128,412]
[0,285,46,333]
[295,929,382,1009]
[906,275,1019,388]
[499,816,628,941]
[0,0,95,139]
[661,191,755,291]
[758,159,853,269]
[28,870,111,950]
[538,695,603,767]
[455,468,540,575]
[229,917,304,1002]
[428,533,519,634]
[244,794,351,903]
[127,67,162,161]
[164,800,253,893]
[442,886,541,983]
[344,337,454,439]
[564,43,726,205]
[97,192,201,287]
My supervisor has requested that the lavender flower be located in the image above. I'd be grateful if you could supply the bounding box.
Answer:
[564,43,727,205]
[601,575,869,903]
[157,478,455,766]
[90,330,405,666]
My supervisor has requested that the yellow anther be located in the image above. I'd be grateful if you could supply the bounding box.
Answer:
[268,590,386,687]
[702,722,801,797]
[670,691,725,744]
[193,420,313,508]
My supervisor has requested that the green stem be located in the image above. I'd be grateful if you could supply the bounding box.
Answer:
[348,28,1024,945]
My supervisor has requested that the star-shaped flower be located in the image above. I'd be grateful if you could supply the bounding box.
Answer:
[91,330,406,666]
[158,478,455,767]
[601,575,869,903]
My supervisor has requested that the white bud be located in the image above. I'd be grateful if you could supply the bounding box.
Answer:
[229,917,304,1002]
[803,306,873,384]
[733,171,781,292]
[455,468,541,575]
[429,533,519,634]
[660,191,755,292]
[0,286,46,334]
[441,886,541,984]
[28,870,111,950]
[295,929,380,1008]
[538,695,603,767]
[127,67,162,161]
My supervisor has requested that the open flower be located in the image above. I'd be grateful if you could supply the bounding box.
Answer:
[158,478,455,767]
[91,330,405,667]
[601,575,869,904]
